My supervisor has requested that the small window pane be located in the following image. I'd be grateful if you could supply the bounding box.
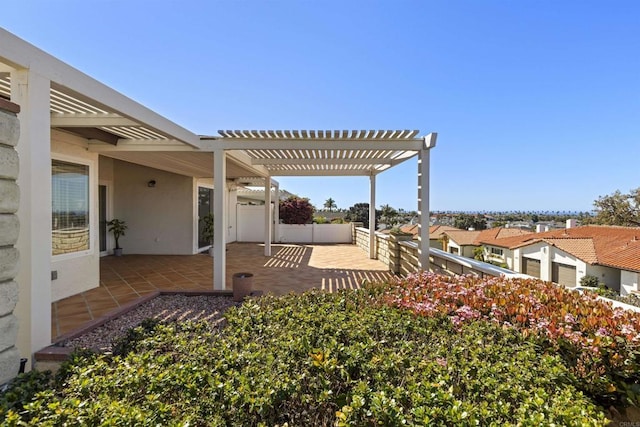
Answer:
[52,160,89,255]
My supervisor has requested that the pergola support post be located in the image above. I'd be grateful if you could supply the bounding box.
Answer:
[273,182,280,242]
[264,176,272,256]
[213,149,226,290]
[417,133,437,271]
[369,174,376,259]
[12,69,53,361]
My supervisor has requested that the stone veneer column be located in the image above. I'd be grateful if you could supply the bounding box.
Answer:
[0,98,21,384]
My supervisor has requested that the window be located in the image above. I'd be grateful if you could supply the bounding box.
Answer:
[52,160,90,255]
[490,247,504,256]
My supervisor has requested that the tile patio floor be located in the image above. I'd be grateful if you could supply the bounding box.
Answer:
[51,243,393,340]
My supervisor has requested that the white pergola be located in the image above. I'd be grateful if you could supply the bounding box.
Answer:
[200,129,437,289]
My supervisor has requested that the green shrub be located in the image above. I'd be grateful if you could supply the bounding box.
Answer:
[0,369,53,420]
[5,290,607,426]
[580,275,600,288]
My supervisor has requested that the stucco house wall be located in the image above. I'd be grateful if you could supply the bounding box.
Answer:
[0,100,21,384]
[113,160,195,255]
[621,270,639,296]
[585,264,622,292]
[50,130,100,301]
[483,244,513,268]
[446,240,476,258]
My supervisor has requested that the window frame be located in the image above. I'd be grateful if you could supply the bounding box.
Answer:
[490,247,504,256]
[51,155,95,260]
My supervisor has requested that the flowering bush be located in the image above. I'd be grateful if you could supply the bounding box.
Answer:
[382,273,640,406]
[279,196,314,224]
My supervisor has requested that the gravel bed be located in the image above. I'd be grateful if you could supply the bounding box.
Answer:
[62,294,239,353]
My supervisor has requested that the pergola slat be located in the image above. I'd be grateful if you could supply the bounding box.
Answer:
[209,129,428,177]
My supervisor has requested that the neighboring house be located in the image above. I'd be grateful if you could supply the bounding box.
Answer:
[381,224,460,250]
[480,224,640,294]
[444,227,532,258]
[427,225,461,249]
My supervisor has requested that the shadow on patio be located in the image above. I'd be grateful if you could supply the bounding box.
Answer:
[51,243,393,340]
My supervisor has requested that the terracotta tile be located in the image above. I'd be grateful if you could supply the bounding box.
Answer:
[106,286,137,297]
[56,304,90,318]
[116,294,143,305]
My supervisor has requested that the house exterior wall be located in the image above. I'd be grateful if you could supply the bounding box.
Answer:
[113,160,194,255]
[0,100,21,384]
[621,270,639,296]
[447,240,461,255]
[483,245,513,268]
[50,132,100,301]
[585,264,621,292]
[430,238,443,249]
[520,242,549,279]
[227,187,238,243]
[512,248,522,273]
[464,245,476,258]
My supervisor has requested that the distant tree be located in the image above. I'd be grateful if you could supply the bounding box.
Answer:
[279,196,314,224]
[323,198,337,212]
[454,214,487,231]
[345,203,379,229]
[592,188,640,227]
[379,204,399,227]
[473,246,485,262]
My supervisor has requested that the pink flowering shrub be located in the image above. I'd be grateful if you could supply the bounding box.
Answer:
[382,272,640,406]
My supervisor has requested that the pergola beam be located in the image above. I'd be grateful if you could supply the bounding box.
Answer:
[51,113,138,127]
[200,139,423,151]
[251,158,394,166]
[263,169,387,177]
[87,140,199,152]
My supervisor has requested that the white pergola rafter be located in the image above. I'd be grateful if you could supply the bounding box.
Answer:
[200,129,425,177]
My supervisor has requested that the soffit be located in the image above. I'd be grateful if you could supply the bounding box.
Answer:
[203,129,427,176]
[0,75,198,148]
[101,151,254,180]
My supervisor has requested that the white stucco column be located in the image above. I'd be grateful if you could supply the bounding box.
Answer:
[11,69,52,360]
[264,176,272,256]
[369,174,376,259]
[213,149,226,290]
[273,182,280,243]
[418,133,437,271]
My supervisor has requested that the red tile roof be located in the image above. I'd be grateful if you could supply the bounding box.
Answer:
[445,227,532,246]
[394,224,461,239]
[480,225,640,272]
[428,225,461,239]
[444,230,481,246]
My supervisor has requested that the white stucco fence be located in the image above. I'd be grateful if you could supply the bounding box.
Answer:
[278,224,352,243]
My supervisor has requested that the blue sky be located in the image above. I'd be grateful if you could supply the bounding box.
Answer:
[3,1,639,212]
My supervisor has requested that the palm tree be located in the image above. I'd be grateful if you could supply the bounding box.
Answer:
[324,197,337,212]
[380,204,399,227]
